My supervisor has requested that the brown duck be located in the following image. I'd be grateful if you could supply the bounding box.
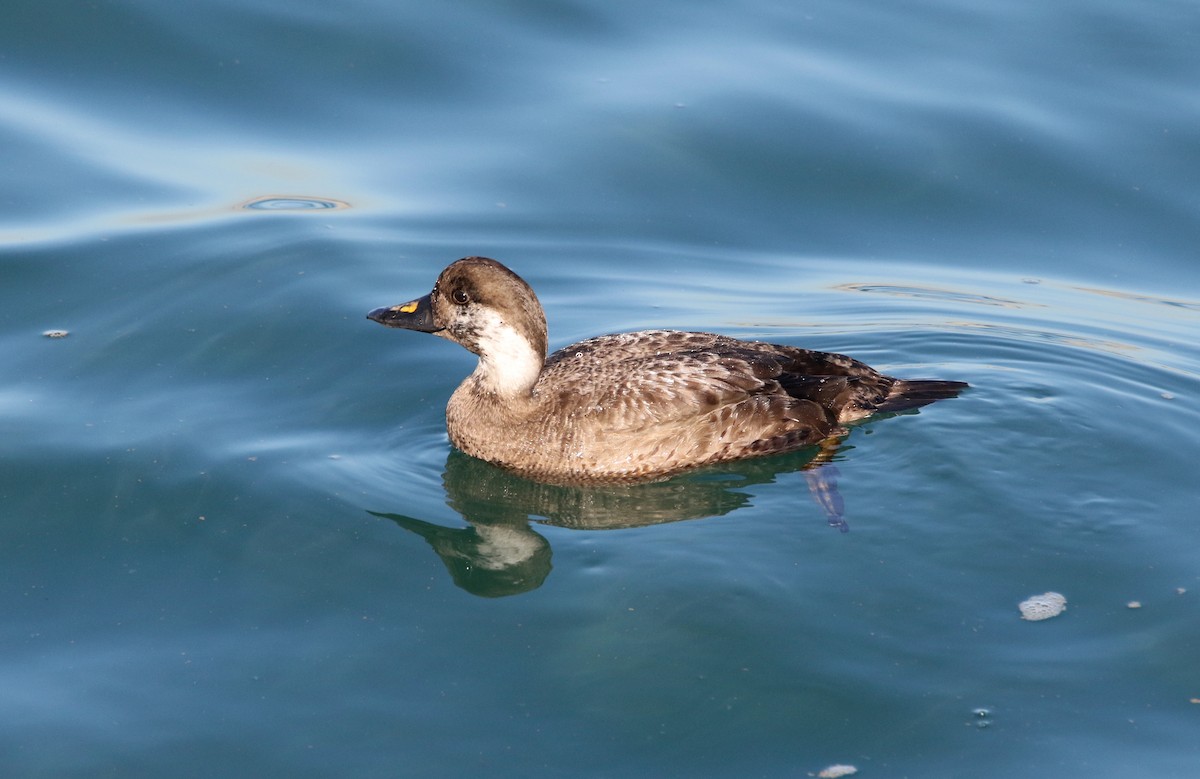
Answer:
[368,257,967,484]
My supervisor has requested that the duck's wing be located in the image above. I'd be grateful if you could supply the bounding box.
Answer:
[540,333,856,436]
[542,330,964,429]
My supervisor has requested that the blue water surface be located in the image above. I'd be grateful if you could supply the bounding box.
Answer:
[3,1,1199,777]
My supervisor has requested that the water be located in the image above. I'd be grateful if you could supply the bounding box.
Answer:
[3,1,1199,776]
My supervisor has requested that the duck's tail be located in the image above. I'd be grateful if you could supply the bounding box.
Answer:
[877,379,970,414]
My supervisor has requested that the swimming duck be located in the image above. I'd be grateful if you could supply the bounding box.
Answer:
[368,257,967,484]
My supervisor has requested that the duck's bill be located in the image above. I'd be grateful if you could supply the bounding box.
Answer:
[367,294,442,332]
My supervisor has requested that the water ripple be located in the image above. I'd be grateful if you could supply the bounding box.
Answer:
[1071,285,1200,314]
[237,195,350,211]
[832,282,1033,309]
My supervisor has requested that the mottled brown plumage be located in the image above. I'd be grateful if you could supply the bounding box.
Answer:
[368,257,967,483]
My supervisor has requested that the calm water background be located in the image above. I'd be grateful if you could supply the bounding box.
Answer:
[3,1,1199,776]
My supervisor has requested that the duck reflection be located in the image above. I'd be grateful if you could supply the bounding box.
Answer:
[370,447,846,598]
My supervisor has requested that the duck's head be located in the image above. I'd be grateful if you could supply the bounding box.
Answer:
[368,257,549,395]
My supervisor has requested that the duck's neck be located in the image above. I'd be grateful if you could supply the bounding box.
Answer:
[469,319,545,398]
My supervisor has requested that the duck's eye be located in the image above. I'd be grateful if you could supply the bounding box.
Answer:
[451,289,470,305]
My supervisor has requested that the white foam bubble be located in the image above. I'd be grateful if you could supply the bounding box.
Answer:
[1019,591,1067,621]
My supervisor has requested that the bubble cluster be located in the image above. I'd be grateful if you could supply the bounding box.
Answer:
[1019,591,1067,621]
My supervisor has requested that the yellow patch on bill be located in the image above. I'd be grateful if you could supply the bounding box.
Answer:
[398,300,419,313]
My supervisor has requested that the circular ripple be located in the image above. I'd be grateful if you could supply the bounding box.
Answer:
[238,195,349,211]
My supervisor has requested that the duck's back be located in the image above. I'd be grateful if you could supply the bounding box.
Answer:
[541,329,897,422]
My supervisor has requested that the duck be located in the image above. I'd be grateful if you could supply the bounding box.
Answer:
[367,257,967,484]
